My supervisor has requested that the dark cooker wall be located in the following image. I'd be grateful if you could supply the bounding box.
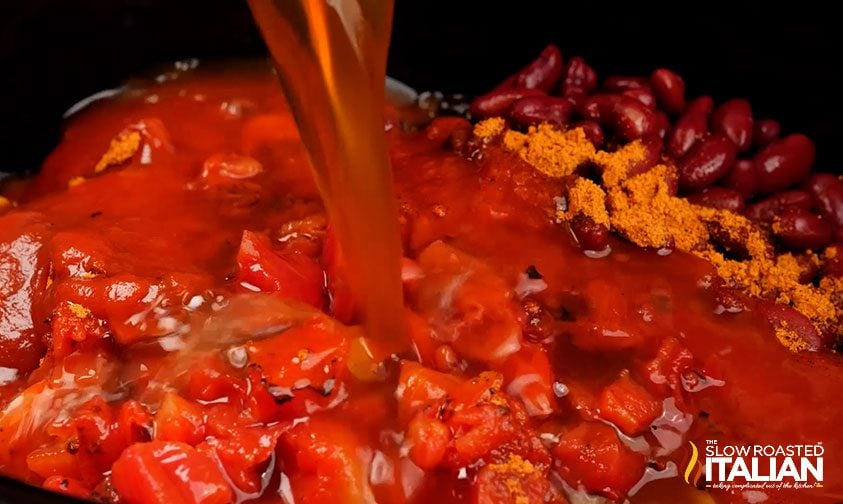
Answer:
[0,0,840,176]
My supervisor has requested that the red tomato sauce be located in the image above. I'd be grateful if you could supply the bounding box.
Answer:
[1,65,841,504]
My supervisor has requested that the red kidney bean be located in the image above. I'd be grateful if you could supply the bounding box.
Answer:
[803,173,843,229]
[653,111,670,140]
[822,243,843,278]
[803,172,840,195]
[621,88,657,109]
[677,134,737,191]
[667,96,714,158]
[773,207,832,250]
[744,190,814,222]
[561,56,598,98]
[470,88,546,118]
[602,75,648,91]
[759,301,822,351]
[574,120,604,148]
[425,116,472,144]
[753,134,816,194]
[510,44,564,92]
[722,159,757,199]
[570,214,610,252]
[510,96,574,128]
[794,253,820,284]
[578,94,655,141]
[662,163,680,196]
[753,119,781,148]
[711,99,754,152]
[649,68,685,114]
[687,187,745,212]
[628,136,666,178]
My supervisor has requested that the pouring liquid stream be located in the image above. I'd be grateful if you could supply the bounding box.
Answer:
[247,0,408,371]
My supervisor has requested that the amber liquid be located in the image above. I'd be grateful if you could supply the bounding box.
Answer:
[247,0,407,365]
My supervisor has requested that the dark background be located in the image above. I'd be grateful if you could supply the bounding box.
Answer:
[0,0,840,502]
[1,0,841,178]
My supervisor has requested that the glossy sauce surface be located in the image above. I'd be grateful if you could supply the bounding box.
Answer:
[0,67,841,503]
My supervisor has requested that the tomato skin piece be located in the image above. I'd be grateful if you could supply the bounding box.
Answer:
[111,441,232,504]
[236,230,325,309]
[597,373,662,436]
[553,422,646,500]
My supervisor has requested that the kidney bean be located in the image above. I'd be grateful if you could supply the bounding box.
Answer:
[649,68,685,114]
[803,173,843,229]
[470,88,546,119]
[561,56,598,98]
[677,135,737,191]
[425,116,472,144]
[753,119,781,148]
[722,159,757,199]
[578,94,655,141]
[575,120,604,148]
[711,99,753,152]
[628,136,666,179]
[511,44,564,92]
[653,111,670,140]
[621,88,657,109]
[662,163,680,196]
[744,190,814,222]
[758,301,822,351]
[712,285,748,313]
[753,134,816,194]
[602,75,648,91]
[794,253,820,284]
[667,96,714,158]
[570,214,610,252]
[822,243,843,278]
[510,96,574,128]
[687,187,745,212]
[773,207,832,250]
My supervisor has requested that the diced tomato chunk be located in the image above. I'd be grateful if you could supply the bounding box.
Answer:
[236,230,325,308]
[638,336,694,395]
[281,418,375,504]
[415,241,523,363]
[553,422,646,500]
[500,344,558,418]
[245,320,349,414]
[111,441,232,504]
[597,373,662,435]
[154,393,206,445]
[396,361,463,420]
[43,475,92,500]
[406,414,452,469]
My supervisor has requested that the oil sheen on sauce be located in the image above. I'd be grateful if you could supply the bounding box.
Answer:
[246,0,408,370]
